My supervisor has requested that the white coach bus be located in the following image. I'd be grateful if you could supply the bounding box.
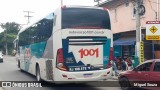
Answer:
[15,6,113,82]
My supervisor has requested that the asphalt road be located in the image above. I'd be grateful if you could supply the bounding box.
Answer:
[0,55,147,90]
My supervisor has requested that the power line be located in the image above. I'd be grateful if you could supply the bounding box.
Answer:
[147,0,156,13]
[23,11,34,24]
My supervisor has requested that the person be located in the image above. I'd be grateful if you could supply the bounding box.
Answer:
[116,57,121,70]
[126,57,133,70]
[124,59,129,70]
[112,57,118,76]
[121,58,127,71]
[12,49,16,56]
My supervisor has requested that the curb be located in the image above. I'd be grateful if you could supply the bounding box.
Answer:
[111,76,118,80]
[0,87,4,90]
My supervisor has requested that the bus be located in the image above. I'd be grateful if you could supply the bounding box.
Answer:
[15,6,113,82]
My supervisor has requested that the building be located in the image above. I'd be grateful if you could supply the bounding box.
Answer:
[98,0,160,60]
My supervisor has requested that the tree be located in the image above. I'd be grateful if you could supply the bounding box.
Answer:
[0,22,21,55]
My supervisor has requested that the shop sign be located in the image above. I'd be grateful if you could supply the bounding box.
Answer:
[146,21,160,40]
[139,41,144,64]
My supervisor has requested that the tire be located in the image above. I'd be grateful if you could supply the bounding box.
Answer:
[0,59,3,63]
[18,61,23,71]
[36,66,42,81]
[119,77,130,90]
[18,61,20,68]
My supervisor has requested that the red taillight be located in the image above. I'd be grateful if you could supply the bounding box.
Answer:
[107,47,114,68]
[56,48,67,71]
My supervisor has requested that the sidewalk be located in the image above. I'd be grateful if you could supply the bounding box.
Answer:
[111,70,121,80]
[111,66,133,80]
[0,87,4,90]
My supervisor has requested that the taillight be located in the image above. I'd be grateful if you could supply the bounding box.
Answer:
[56,48,67,71]
[107,47,114,68]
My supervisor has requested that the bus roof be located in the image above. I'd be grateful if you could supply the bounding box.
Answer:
[62,5,105,9]
[17,5,109,37]
[17,11,54,36]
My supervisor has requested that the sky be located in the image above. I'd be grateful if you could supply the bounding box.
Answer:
[0,0,105,32]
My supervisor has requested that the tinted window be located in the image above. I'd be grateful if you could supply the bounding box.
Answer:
[19,13,54,46]
[62,8,111,29]
[153,62,160,72]
[136,62,152,71]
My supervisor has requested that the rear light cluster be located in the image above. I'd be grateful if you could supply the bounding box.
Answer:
[107,47,114,68]
[56,48,67,71]
[62,74,73,80]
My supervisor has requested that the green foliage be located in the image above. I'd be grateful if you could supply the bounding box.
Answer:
[0,22,21,55]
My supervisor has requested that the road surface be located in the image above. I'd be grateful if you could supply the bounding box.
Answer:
[0,55,146,90]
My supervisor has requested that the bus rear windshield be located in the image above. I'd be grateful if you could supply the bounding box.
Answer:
[62,8,111,29]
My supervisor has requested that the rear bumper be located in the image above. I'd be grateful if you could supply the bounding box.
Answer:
[54,67,112,82]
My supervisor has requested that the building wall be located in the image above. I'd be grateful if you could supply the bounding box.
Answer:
[107,0,160,33]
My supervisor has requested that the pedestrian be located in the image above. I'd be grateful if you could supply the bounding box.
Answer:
[112,57,118,76]
[121,58,127,71]
[125,59,128,70]
[126,57,132,70]
[12,49,16,56]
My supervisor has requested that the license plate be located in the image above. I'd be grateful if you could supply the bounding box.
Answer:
[83,73,93,78]
[69,66,91,71]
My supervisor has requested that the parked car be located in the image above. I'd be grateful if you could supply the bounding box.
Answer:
[118,59,160,90]
[0,52,3,62]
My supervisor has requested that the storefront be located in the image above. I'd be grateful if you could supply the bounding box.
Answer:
[113,32,153,61]
[113,37,135,59]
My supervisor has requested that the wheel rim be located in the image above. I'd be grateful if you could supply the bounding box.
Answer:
[120,78,129,90]
[121,81,128,90]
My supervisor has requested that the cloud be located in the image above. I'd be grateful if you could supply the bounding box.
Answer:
[0,27,4,33]
[0,0,97,32]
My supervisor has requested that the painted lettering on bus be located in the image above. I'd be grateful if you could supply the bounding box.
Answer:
[78,48,99,58]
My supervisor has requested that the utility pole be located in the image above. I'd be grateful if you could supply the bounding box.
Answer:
[155,0,159,59]
[23,11,34,24]
[135,0,141,58]
[94,0,101,5]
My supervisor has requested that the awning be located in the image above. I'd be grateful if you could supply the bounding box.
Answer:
[113,37,136,46]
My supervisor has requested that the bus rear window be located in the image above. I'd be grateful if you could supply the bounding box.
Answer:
[62,8,111,30]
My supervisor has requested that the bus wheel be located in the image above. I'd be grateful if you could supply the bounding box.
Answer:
[36,65,42,81]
